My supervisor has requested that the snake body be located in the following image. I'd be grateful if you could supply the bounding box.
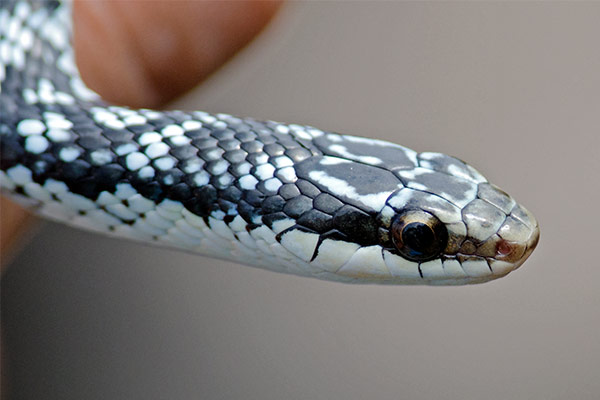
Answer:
[0,1,539,285]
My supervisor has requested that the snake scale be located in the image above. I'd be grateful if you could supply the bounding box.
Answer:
[0,0,539,285]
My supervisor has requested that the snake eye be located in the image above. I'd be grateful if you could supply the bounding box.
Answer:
[391,210,448,262]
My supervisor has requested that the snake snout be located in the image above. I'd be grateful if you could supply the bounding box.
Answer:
[485,203,540,276]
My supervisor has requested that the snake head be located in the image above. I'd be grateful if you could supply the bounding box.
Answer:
[285,133,539,285]
[375,153,540,284]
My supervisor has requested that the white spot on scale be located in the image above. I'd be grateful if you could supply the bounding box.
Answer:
[18,27,34,50]
[263,178,282,192]
[161,173,174,185]
[138,132,162,146]
[138,166,155,179]
[11,45,25,69]
[115,143,138,156]
[217,174,234,187]
[17,119,46,136]
[90,149,113,165]
[41,20,68,49]
[169,135,191,146]
[145,142,170,159]
[103,119,126,130]
[92,109,118,123]
[38,87,55,104]
[57,52,77,75]
[211,160,229,175]
[275,125,290,134]
[325,134,342,142]
[254,164,275,180]
[183,159,204,174]
[272,156,294,168]
[182,120,202,131]
[328,144,383,165]
[59,147,82,162]
[408,182,428,192]
[22,88,37,104]
[55,92,75,105]
[14,2,31,20]
[204,149,223,161]
[239,174,258,190]
[25,7,48,30]
[193,171,210,186]
[162,125,184,137]
[139,109,160,120]
[47,128,71,142]
[46,117,72,130]
[276,167,296,183]
[123,115,147,126]
[308,170,395,211]
[7,17,20,41]
[43,112,64,120]
[198,114,216,124]
[25,136,49,154]
[0,40,10,64]
[319,157,349,166]
[396,167,433,181]
[418,152,444,161]
[212,121,227,130]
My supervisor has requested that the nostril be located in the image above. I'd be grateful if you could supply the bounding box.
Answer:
[496,240,513,257]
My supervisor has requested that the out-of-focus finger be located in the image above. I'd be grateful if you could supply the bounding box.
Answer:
[73,0,283,108]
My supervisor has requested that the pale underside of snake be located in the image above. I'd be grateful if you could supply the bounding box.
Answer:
[0,1,539,285]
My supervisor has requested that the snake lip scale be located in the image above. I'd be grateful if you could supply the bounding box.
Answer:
[0,0,539,285]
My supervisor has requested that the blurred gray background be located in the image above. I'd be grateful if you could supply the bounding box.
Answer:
[3,2,600,399]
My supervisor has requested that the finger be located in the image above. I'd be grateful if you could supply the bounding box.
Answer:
[73,0,283,108]
[0,198,34,272]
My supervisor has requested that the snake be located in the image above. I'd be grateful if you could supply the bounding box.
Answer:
[0,0,539,285]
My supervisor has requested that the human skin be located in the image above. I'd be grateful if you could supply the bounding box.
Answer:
[0,0,283,270]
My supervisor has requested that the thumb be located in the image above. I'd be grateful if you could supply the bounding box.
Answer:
[73,0,282,108]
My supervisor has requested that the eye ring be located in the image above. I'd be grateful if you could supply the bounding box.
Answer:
[391,210,448,262]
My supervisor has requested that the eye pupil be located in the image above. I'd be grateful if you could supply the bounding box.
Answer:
[402,223,435,254]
